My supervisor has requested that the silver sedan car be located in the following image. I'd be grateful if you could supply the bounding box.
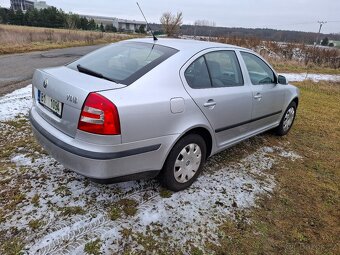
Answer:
[29,38,299,191]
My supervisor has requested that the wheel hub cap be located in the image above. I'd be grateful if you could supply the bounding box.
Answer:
[174,143,202,183]
[283,107,295,132]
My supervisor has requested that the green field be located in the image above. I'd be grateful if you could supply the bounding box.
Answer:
[0,80,339,254]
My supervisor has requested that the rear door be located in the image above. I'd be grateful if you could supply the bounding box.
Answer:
[240,52,285,131]
[181,49,253,148]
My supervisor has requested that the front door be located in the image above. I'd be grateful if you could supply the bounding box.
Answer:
[240,52,285,131]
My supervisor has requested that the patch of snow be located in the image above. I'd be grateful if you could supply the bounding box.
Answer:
[0,85,32,121]
[269,146,302,161]
[263,147,274,153]
[278,150,302,161]
[0,145,301,254]
[140,211,161,225]
[0,85,307,254]
[281,73,340,83]
[11,154,32,166]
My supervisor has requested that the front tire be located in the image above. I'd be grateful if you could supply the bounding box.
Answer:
[275,101,297,136]
[159,134,207,191]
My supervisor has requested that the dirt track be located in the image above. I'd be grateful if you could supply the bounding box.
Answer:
[0,44,104,96]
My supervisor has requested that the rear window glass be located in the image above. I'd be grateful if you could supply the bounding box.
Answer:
[68,42,178,85]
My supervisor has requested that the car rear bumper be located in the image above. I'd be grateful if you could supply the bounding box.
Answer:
[29,106,177,180]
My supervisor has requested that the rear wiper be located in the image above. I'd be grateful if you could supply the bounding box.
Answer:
[77,64,119,83]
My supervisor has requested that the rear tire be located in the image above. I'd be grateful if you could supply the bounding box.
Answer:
[159,134,207,191]
[275,101,297,136]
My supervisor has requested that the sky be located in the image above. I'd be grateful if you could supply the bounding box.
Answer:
[0,0,339,34]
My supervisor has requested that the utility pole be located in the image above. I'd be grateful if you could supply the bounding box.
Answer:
[307,21,327,79]
[316,21,327,45]
[194,23,197,39]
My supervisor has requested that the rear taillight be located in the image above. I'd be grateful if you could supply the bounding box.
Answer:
[78,93,120,135]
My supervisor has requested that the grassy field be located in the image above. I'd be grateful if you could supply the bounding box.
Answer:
[215,36,340,75]
[0,80,339,254]
[209,80,340,254]
[270,58,340,75]
[1,24,339,76]
[0,24,134,54]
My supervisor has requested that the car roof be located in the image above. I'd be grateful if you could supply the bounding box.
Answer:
[127,37,247,53]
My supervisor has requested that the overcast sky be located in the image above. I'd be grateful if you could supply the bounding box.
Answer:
[1,0,339,34]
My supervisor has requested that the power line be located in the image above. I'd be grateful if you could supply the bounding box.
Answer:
[285,21,319,26]
[256,20,335,31]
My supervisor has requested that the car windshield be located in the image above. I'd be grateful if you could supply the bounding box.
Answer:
[68,42,178,85]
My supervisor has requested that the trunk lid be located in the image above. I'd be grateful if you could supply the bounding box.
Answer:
[32,66,126,138]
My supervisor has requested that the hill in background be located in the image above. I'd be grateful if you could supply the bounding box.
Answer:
[150,23,340,44]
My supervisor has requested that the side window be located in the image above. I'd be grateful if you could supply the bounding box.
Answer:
[205,51,244,87]
[241,52,276,85]
[185,56,212,89]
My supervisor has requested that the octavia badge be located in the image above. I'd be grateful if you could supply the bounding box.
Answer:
[67,94,78,104]
[43,79,48,88]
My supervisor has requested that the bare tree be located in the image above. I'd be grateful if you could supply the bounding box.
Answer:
[194,20,216,27]
[160,12,183,37]
[65,13,79,29]
[193,20,216,38]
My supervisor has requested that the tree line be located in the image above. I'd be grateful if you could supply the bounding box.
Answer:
[0,6,146,33]
[0,7,95,30]
[1,6,338,43]
[150,22,340,44]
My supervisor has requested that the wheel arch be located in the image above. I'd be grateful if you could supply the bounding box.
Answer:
[292,97,299,108]
[183,127,213,159]
[161,126,214,171]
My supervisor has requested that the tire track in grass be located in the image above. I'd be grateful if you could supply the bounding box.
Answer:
[29,188,160,255]
[0,93,303,254]
[23,146,302,254]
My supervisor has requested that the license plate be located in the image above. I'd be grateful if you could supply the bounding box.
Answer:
[38,90,63,117]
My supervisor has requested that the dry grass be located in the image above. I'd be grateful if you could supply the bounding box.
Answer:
[209,80,340,254]
[216,36,340,73]
[1,25,339,76]
[0,81,339,254]
[269,58,340,75]
[0,24,135,54]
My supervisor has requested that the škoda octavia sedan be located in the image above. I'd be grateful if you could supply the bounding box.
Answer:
[30,38,299,191]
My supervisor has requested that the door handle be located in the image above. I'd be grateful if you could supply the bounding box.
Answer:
[203,100,216,108]
[254,93,262,100]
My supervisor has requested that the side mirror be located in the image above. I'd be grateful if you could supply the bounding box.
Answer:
[278,75,288,85]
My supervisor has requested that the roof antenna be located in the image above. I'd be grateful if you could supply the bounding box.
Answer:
[136,2,158,41]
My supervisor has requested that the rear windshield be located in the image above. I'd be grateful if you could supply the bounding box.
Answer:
[68,42,178,85]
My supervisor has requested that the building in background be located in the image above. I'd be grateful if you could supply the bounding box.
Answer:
[328,40,340,48]
[10,0,50,11]
[8,0,146,33]
[113,18,146,32]
[81,14,146,32]
[80,15,114,26]
[33,1,49,10]
[10,0,34,11]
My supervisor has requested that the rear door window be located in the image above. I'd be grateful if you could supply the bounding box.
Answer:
[184,50,244,89]
[204,51,244,87]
